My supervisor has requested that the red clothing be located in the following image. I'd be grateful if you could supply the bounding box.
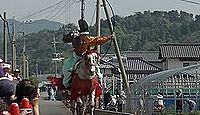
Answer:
[47,76,65,90]
[70,74,102,101]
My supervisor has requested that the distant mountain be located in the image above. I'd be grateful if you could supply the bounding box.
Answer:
[0,19,64,33]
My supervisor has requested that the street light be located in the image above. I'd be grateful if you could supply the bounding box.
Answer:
[52,53,64,77]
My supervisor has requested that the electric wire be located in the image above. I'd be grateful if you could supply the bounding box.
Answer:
[48,1,77,21]
[179,0,200,5]
[44,1,64,19]
[48,2,69,21]
[18,0,65,21]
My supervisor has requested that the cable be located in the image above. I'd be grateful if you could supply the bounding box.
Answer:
[179,0,200,5]
[48,0,78,21]
[44,1,63,19]
[48,2,69,21]
[18,0,65,21]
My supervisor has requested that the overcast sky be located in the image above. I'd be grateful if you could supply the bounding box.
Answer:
[1,0,200,25]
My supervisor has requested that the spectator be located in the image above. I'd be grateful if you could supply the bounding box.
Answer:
[15,79,40,115]
[13,69,22,82]
[116,90,126,112]
[0,58,5,77]
[0,76,17,105]
[185,99,196,114]
[154,92,164,112]
[103,89,111,109]
[107,95,117,111]
[2,63,13,81]
[176,89,183,114]
[144,92,154,114]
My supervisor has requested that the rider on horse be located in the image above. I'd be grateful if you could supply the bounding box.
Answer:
[63,19,112,91]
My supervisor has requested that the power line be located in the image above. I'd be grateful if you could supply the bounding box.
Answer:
[179,0,200,5]
[48,1,71,21]
[48,0,80,21]
[18,0,65,21]
[44,1,63,19]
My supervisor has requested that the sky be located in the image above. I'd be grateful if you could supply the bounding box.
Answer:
[1,0,200,25]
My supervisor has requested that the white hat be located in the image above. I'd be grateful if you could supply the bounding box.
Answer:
[3,63,11,69]
[14,69,20,72]
[79,32,89,35]
[0,58,3,63]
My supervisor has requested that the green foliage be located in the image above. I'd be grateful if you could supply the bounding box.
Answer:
[1,10,200,75]
[29,75,39,86]
[100,10,200,51]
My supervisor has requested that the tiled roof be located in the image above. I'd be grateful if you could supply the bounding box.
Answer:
[122,51,160,61]
[159,43,200,59]
[125,57,162,72]
[100,54,162,72]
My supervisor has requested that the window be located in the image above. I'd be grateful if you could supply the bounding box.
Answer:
[183,62,197,67]
[183,63,190,67]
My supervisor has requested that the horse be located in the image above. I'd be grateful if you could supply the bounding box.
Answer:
[69,50,103,115]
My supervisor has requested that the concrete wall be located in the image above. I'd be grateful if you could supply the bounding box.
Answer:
[167,58,182,70]
[94,109,134,115]
[166,58,200,70]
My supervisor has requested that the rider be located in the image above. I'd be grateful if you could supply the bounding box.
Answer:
[72,19,113,57]
[64,19,112,90]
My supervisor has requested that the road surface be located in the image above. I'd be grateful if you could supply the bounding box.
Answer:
[39,92,72,115]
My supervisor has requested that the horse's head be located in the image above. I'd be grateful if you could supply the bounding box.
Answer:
[84,50,99,76]
[75,50,99,79]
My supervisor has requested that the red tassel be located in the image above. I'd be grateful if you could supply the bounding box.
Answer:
[9,103,19,115]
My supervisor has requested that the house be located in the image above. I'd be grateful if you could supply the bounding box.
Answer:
[100,51,162,92]
[100,43,200,94]
[159,43,200,70]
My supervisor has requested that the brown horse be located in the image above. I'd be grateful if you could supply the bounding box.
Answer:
[69,50,102,115]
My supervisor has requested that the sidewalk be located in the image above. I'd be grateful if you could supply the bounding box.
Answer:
[39,92,72,115]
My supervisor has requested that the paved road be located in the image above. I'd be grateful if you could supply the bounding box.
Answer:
[39,92,72,115]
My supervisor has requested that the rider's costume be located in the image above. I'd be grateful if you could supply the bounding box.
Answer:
[72,34,112,56]
[62,19,112,101]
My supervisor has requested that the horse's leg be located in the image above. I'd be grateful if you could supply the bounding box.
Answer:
[76,97,84,115]
[83,95,88,115]
[70,100,76,115]
[87,90,96,115]
[97,95,104,109]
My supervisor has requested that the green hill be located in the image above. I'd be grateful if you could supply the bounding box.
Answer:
[1,10,200,76]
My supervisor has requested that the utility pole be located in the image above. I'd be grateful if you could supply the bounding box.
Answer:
[36,61,39,78]
[101,0,131,112]
[95,1,103,109]
[26,56,29,79]
[81,0,85,19]
[11,17,17,71]
[23,33,26,79]
[0,12,8,62]
[96,0,101,54]
[52,37,59,77]
[19,31,26,79]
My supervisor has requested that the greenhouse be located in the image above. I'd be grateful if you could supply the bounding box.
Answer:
[125,64,200,114]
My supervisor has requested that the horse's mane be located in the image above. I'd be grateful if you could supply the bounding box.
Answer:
[85,49,99,56]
